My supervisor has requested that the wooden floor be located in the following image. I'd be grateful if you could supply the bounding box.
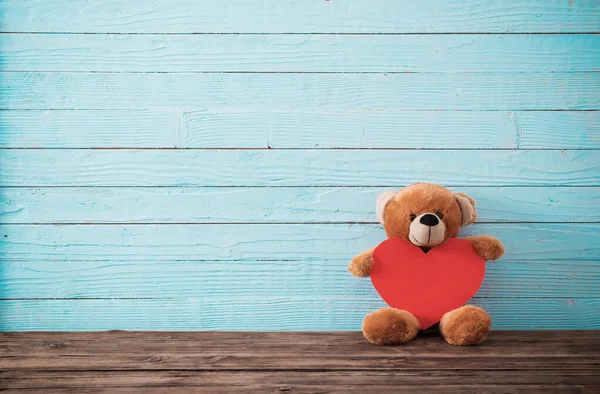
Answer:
[1,331,599,393]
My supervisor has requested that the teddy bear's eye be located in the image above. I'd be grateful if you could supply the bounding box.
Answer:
[436,211,444,219]
[409,214,417,221]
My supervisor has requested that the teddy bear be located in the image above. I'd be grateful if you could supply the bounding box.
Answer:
[348,182,505,346]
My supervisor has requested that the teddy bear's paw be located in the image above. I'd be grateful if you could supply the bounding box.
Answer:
[362,308,420,345]
[348,249,375,277]
[348,259,372,278]
[482,236,505,261]
[468,236,505,261]
[440,305,492,346]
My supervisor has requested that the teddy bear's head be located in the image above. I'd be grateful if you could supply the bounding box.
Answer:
[376,183,477,249]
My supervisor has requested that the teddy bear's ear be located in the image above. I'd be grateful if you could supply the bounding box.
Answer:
[454,192,478,227]
[376,190,398,225]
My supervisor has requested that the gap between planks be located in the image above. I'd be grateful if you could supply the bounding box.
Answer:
[3,222,598,225]
[1,148,599,150]
[3,32,600,35]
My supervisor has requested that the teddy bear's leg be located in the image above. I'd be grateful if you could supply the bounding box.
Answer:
[439,305,492,346]
[362,307,420,345]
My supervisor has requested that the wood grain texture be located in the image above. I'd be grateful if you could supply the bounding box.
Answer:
[1,383,596,394]
[3,34,599,72]
[2,0,598,33]
[516,111,600,149]
[0,223,597,261]
[0,110,185,148]
[2,72,599,110]
[1,187,598,224]
[3,331,598,357]
[2,110,599,149]
[2,371,599,388]
[1,260,597,299]
[1,150,598,187]
[0,109,519,148]
[1,298,598,330]
[2,332,598,393]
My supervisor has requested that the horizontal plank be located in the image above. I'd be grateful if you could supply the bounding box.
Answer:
[2,385,596,394]
[516,111,600,149]
[2,110,598,149]
[2,371,600,390]
[3,34,599,73]
[2,0,598,33]
[0,110,185,148]
[0,223,597,261]
[1,298,598,330]
[1,260,597,299]
[1,187,598,224]
[3,331,597,358]
[0,109,518,149]
[1,150,598,187]
[1,383,596,394]
[2,72,599,110]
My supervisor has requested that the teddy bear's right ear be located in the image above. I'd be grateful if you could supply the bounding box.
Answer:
[376,190,398,225]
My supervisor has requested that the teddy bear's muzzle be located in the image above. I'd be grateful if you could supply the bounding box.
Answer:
[409,213,446,247]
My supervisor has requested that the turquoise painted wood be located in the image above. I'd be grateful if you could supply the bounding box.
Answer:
[2,110,598,149]
[516,112,600,149]
[1,298,598,331]
[2,0,598,33]
[1,150,598,187]
[2,72,599,110]
[1,187,598,224]
[1,1,599,331]
[3,34,599,72]
[0,224,597,262]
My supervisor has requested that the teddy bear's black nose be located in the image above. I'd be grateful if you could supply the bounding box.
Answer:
[420,213,439,226]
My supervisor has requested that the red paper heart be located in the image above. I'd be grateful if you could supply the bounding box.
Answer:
[371,238,485,329]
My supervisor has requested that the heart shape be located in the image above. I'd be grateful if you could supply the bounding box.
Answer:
[371,238,485,329]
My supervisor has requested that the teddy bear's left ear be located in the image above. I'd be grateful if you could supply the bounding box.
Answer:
[376,190,398,225]
[454,192,478,227]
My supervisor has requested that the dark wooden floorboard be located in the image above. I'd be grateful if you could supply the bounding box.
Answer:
[2,386,597,394]
[1,331,599,393]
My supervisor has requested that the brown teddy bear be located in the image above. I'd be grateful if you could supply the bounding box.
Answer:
[348,182,505,346]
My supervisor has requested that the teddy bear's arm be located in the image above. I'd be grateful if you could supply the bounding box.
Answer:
[348,247,376,278]
[463,236,505,261]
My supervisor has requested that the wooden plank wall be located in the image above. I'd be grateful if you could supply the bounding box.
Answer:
[0,0,599,331]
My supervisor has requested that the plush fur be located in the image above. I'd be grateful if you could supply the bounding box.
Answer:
[439,305,492,345]
[362,308,421,345]
[348,183,505,346]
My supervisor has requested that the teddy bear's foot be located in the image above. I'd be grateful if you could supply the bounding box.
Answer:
[362,307,420,345]
[439,305,492,346]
